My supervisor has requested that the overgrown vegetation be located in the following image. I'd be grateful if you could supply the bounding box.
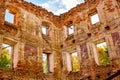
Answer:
[0,49,11,69]
[97,45,110,66]
[43,54,48,73]
[72,53,80,72]
[43,59,48,73]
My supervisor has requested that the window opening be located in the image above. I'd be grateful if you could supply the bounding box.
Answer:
[5,9,14,23]
[96,42,110,66]
[0,43,12,69]
[90,13,99,24]
[42,53,49,73]
[71,52,80,72]
[68,25,74,35]
[42,25,47,35]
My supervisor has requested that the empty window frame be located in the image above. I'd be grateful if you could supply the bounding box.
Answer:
[42,53,49,73]
[5,9,14,23]
[42,25,47,35]
[96,42,110,66]
[0,43,13,69]
[90,13,100,24]
[71,52,80,72]
[68,25,74,35]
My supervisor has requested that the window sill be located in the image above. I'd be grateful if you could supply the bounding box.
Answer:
[43,72,54,77]
[0,67,13,71]
[89,22,101,30]
[66,34,74,41]
[4,21,18,30]
[1,21,18,35]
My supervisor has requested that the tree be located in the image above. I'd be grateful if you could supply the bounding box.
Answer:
[43,59,48,73]
[72,55,80,72]
[0,49,11,68]
[97,45,110,66]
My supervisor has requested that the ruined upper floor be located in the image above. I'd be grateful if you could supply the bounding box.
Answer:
[2,0,120,28]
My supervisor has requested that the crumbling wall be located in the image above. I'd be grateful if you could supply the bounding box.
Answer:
[0,0,120,80]
[60,0,120,80]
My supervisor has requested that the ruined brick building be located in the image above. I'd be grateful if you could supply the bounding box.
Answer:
[0,0,120,80]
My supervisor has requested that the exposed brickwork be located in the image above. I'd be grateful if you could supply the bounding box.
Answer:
[0,0,120,80]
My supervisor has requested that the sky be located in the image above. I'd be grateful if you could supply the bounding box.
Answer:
[5,9,14,23]
[25,0,85,15]
[97,42,107,48]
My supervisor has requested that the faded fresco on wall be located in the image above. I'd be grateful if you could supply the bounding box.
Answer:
[111,32,120,56]
[80,43,89,70]
[24,44,37,63]
[80,43,88,60]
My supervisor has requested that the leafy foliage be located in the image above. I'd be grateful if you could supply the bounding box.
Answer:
[97,45,110,66]
[72,54,80,72]
[0,49,11,68]
[43,59,48,73]
[43,54,48,73]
